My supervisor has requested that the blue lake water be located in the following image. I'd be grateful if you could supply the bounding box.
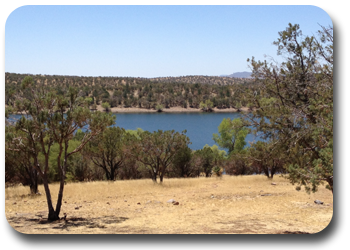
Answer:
[8,112,262,151]
[111,112,261,150]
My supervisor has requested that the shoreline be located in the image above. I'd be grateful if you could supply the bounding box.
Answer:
[97,106,251,113]
[8,106,252,115]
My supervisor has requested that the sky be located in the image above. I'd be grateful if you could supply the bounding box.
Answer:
[5,5,333,78]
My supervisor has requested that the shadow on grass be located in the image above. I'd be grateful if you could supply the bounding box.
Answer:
[7,215,129,231]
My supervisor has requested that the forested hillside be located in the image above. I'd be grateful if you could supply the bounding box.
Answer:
[5,73,255,111]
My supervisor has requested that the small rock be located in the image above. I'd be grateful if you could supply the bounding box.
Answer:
[260,190,264,192]
[211,196,214,198]
[137,202,141,205]
[75,207,79,210]
[64,201,67,203]
[13,202,17,205]
[167,199,176,203]
[314,200,324,205]
[154,201,161,204]
[261,193,272,196]
[173,202,179,205]
[124,200,127,202]
[107,202,110,205]
[271,183,276,185]
[146,201,152,204]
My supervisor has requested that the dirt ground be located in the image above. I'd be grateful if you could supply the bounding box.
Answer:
[5,175,333,234]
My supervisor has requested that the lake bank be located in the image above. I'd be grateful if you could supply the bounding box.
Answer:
[7,105,252,114]
[96,105,251,113]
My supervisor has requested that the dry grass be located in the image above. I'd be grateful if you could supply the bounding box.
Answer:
[5,175,333,234]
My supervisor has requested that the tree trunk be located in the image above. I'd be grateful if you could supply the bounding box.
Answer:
[29,167,38,194]
[110,167,116,181]
[159,165,167,183]
[327,176,333,194]
[152,175,157,183]
[270,166,276,179]
[55,168,66,219]
[42,174,59,221]
[151,171,157,183]
[263,167,271,178]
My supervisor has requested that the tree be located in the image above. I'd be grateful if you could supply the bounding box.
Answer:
[131,130,190,183]
[245,24,333,193]
[101,102,111,112]
[247,141,286,179]
[170,146,193,177]
[5,126,40,193]
[193,145,226,177]
[213,117,249,154]
[224,149,252,176]
[199,99,213,112]
[83,127,134,181]
[155,104,163,112]
[9,77,115,220]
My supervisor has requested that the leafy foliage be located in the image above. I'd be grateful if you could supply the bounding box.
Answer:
[244,24,333,193]
[213,117,249,154]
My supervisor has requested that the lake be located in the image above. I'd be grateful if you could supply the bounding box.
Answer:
[111,112,261,150]
[8,112,262,151]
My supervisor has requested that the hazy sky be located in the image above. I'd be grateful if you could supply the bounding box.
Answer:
[5,5,333,78]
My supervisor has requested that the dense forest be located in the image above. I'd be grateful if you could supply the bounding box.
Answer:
[5,73,255,111]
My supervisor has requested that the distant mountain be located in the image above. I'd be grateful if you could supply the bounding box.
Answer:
[225,71,252,78]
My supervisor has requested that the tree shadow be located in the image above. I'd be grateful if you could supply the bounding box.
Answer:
[53,216,129,230]
[7,215,129,231]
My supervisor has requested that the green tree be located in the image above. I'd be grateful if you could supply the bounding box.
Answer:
[192,145,226,177]
[199,99,213,112]
[170,146,193,177]
[155,103,163,112]
[101,102,111,112]
[83,127,134,181]
[247,141,286,179]
[5,125,39,193]
[246,24,333,193]
[131,130,190,183]
[10,77,115,220]
[224,149,252,176]
[213,117,249,154]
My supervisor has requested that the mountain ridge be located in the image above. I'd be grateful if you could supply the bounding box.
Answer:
[221,71,252,78]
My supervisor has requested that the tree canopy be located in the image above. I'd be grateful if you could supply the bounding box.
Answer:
[213,117,249,154]
[245,24,333,193]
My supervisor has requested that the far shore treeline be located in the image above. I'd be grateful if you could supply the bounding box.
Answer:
[5,72,252,112]
[5,24,333,221]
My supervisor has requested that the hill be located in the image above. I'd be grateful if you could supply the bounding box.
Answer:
[226,71,252,78]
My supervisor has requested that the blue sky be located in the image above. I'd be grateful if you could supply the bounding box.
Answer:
[5,5,333,78]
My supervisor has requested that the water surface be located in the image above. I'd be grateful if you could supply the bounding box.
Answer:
[8,112,262,151]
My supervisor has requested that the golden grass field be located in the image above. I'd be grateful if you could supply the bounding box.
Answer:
[5,175,333,234]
